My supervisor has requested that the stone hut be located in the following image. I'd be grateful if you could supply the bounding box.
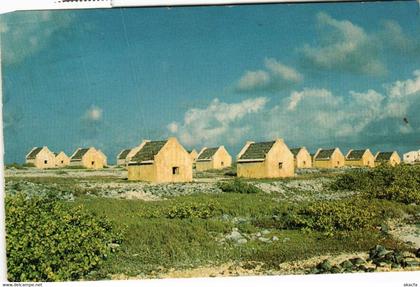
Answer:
[313,148,345,168]
[375,151,401,167]
[236,139,294,179]
[69,147,106,169]
[54,151,70,168]
[25,146,56,169]
[290,147,312,168]
[127,137,192,183]
[345,149,375,168]
[196,146,232,171]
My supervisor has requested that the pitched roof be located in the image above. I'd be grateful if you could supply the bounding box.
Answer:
[131,140,167,163]
[118,149,132,160]
[56,151,68,157]
[290,147,303,157]
[346,149,367,160]
[26,147,43,159]
[376,152,394,161]
[71,148,90,161]
[197,147,219,161]
[315,149,336,160]
[239,141,275,161]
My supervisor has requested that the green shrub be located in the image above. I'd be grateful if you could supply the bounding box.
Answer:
[6,193,121,281]
[278,198,378,234]
[6,163,32,169]
[331,164,420,204]
[217,179,261,194]
[166,201,220,219]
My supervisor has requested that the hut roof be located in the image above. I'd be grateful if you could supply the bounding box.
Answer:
[346,149,367,160]
[131,140,167,163]
[118,149,131,160]
[197,147,219,161]
[376,152,394,161]
[315,149,336,160]
[239,141,275,161]
[26,147,43,159]
[71,148,90,161]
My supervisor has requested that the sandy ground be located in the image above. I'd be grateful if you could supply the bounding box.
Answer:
[110,251,420,280]
[389,219,420,249]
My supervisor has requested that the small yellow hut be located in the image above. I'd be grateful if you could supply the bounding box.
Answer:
[54,151,70,168]
[188,149,199,163]
[345,149,375,168]
[236,138,294,179]
[375,151,401,167]
[313,148,345,168]
[196,146,232,171]
[97,149,108,167]
[69,147,106,169]
[290,147,312,168]
[127,137,192,183]
[117,149,132,166]
[25,146,56,169]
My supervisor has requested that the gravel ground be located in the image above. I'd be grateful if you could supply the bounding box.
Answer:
[4,167,352,201]
[254,178,354,201]
[4,167,125,178]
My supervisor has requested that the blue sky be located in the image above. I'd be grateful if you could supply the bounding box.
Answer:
[1,1,420,164]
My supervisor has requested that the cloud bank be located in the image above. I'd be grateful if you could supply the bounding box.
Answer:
[167,97,268,147]
[169,70,420,150]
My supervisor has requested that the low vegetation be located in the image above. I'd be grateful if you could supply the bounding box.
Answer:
[331,164,420,204]
[6,193,121,281]
[4,164,420,280]
[217,179,262,194]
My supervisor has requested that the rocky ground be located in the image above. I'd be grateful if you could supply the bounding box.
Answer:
[5,167,345,201]
[111,246,420,279]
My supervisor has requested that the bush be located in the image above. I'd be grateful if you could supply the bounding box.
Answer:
[6,193,121,281]
[278,198,378,234]
[166,201,220,219]
[331,164,420,204]
[217,179,261,194]
[6,163,31,169]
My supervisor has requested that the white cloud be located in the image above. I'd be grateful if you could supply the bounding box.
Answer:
[287,88,334,111]
[384,70,420,118]
[167,97,268,147]
[264,58,303,83]
[236,58,302,92]
[236,70,270,92]
[379,20,420,55]
[83,106,103,122]
[0,11,74,65]
[301,12,386,76]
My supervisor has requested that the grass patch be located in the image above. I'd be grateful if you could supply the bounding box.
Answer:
[67,191,416,278]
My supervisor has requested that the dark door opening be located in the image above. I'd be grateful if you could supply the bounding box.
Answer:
[172,167,179,175]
